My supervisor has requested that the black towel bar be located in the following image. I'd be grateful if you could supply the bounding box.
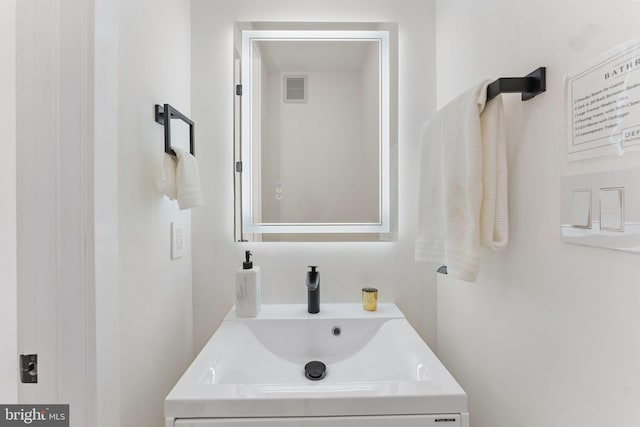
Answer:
[154,104,195,156]
[486,67,546,102]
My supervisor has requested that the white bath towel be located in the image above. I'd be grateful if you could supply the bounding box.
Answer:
[156,153,178,200]
[173,147,204,210]
[415,81,508,282]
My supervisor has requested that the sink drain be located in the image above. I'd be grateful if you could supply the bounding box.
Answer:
[304,361,326,381]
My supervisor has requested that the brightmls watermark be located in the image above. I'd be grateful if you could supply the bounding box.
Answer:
[0,405,68,426]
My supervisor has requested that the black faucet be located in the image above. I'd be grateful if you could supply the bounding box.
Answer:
[306,266,320,313]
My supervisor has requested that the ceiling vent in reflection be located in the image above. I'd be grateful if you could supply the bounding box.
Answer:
[283,75,307,103]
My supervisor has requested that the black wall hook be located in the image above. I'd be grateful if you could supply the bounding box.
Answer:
[486,67,546,102]
[154,104,195,156]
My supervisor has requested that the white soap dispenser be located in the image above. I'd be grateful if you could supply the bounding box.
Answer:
[235,250,261,317]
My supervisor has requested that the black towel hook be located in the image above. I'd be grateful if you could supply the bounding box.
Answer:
[486,67,546,102]
[154,104,195,156]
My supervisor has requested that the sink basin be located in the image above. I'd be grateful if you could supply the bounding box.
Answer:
[165,303,468,424]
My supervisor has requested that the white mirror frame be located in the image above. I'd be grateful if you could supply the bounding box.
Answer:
[241,30,390,234]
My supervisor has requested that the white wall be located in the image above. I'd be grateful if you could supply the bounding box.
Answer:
[0,0,18,403]
[117,1,193,426]
[360,42,381,217]
[435,1,640,426]
[192,0,436,352]
[262,69,280,224]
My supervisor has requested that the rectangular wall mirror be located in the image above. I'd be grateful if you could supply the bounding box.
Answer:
[234,24,395,242]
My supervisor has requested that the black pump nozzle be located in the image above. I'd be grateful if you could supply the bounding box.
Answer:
[243,250,253,269]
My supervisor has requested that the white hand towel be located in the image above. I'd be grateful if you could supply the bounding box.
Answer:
[479,91,508,251]
[415,80,508,282]
[173,147,204,210]
[156,153,178,200]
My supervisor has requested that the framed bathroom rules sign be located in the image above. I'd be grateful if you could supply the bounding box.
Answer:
[566,38,640,162]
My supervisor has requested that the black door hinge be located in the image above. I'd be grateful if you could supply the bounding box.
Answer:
[235,84,243,96]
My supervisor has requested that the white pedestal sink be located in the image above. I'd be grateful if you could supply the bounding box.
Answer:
[165,303,468,427]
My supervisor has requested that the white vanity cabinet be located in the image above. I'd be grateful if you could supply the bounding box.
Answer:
[174,414,462,426]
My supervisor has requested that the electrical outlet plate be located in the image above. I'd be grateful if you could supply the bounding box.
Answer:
[171,221,184,259]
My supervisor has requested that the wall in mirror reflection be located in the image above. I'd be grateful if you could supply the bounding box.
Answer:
[254,40,381,228]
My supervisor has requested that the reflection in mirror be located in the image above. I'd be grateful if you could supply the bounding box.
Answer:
[235,27,393,241]
[258,39,380,224]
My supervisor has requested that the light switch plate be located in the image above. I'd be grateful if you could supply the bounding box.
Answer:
[561,170,639,253]
[171,221,184,259]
